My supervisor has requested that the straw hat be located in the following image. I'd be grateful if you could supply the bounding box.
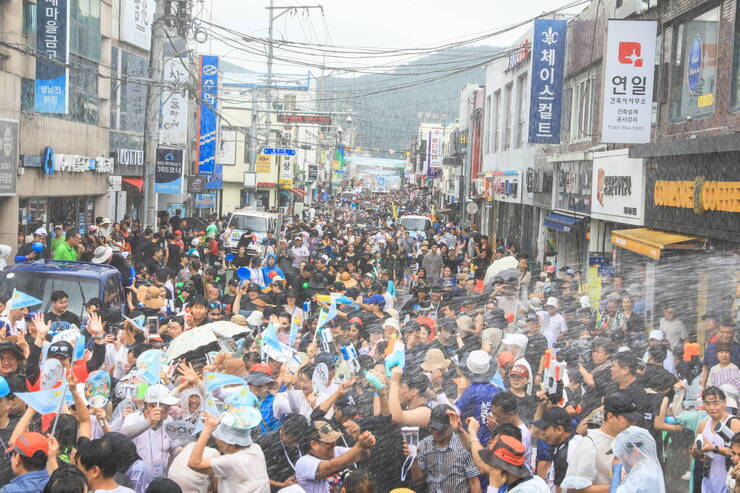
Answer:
[420,348,451,372]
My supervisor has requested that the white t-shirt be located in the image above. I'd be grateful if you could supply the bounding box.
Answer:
[122,413,179,477]
[281,390,315,420]
[295,447,351,493]
[537,311,568,348]
[210,445,270,493]
[168,442,219,493]
[517,422,533,471]
[561,429,614,490]
[93,487,136,493]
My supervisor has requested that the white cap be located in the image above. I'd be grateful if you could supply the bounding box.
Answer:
[34,227,48,237]
[579,296,591,309]
[466,350,491,375]
[502,333,529,349]
[100,217,112,225]
[648,330,664,341]
[545,297,559,309]
[145,384,179,405]
[382,318,400,332]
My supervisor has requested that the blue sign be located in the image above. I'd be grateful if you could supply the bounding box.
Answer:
[528,18,567,144]
[154,148,184,194]
[205,164,223,190]
[262,148,296,156]
[194,193,216,209]
[687,36,702,94]
[35,0,69,114]
[42,147,54,175]
[197,56,219,175]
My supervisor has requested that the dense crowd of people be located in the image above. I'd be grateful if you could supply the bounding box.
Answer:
[0,189,738,493]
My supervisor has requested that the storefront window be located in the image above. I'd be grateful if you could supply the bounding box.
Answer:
[669,6,720,120]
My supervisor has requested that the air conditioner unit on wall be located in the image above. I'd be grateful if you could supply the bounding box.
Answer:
[615,0,652,18]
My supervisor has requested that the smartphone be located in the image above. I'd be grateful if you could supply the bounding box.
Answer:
[146,316,160,335]
[401,426,419,447]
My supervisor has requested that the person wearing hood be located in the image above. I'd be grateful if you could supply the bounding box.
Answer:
[262,253,285,285]
[0,245,11,270]
[611,426,665,493]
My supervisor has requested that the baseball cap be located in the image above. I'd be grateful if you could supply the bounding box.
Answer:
[0,341,24,360]
[533,407,572,430]
[145,384,179,405]
[5,432,48,457]
[604,391,641,423]
[428,404,454,432]
[310,420,342,443]
[478,435,530,477]
[524,312,539,323]
[34,227,48,237]
[510,364,530,378]
[363,294,386,306]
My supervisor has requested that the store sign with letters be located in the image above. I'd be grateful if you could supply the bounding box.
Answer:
[120,0,154,50]
[116,148,143,166]
[601,20,657,143]
[35,0,70,114]
[50,154,114,174]
[154,148,183,194]
[0,119,18,196]
[591,150,645,225]
[197,56,219,175]
[491,171,522,204]
[160,58,189,146]
[528,18,567,144]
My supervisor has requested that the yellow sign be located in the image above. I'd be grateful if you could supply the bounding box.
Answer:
[279,178,293,187]
[332,160,341,170]
[653,178,740,213]
[256,154,271,174]
[697,93,714,108]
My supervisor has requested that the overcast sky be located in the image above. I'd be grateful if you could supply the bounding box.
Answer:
[204,0,586,75]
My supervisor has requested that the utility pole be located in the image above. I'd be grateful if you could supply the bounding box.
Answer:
[142,0,167,230]
[265,2,323,209]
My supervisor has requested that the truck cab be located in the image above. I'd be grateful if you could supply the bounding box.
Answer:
[224,210,282,253]
[0,260,127,320]
[399,215,432,239]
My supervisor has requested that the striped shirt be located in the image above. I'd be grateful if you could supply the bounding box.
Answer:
[417,432,480,493]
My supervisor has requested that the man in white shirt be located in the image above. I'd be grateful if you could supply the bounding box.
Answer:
[290,238,310,269]
[295,420,376,493]
[168,442,219,493]
[561,391,640,491]
[120,384,181,478]
[537,297,568,349]
[187,413,269,493]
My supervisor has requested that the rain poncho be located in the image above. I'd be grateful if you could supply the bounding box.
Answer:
[261,253,285,283]
[612,426,665,493]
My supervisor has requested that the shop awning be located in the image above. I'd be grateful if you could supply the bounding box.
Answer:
[122,177,143,192]
[611,228,702,260]
[289,187,306,197]
[544,212,583,232]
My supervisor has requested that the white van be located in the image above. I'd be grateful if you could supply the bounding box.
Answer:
[399,215,432,239]
[224,210,281,252]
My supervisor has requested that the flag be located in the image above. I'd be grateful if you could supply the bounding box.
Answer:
[8,289,43,311]
[316,309,330,331]
[392,202,398,219]
[431,205,437,223]
[15,384,68,415]
[262,321,283,353]
[204,372,246,393]
[136,349,165,386]
[289,317,301,347]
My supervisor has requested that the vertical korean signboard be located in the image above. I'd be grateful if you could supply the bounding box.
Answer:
[154,148,183,194]
[601,20,657,143]
[160,58,189,146]
[528,18,567,144]
[0,119,18,196]
[197,56,219,175]
[35,0,70,114]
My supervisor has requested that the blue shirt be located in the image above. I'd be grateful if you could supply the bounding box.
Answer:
[0,470,50,493]
[454,382,501,445]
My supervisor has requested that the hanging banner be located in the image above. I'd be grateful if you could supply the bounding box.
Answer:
[197,56,219,175]
[205,164,223,190]
[194,194,216,209]
[601,20,657,144]
[279,156,293,187]
[528,18,567,144]
[0,119,18,196]
[160,58,189,146]
[120,0,154,50]
[35,0,70,114]
[154,148,183,194]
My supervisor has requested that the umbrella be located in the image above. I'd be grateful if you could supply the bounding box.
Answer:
[483,255,519,286]
[166,326,219,360]
[203,321,251,339]
[495,268,521,284]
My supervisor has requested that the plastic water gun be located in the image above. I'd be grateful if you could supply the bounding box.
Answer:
[340,345,361,374]
[365,371,385,391]
[542,349,567,395]
[384,336,406,377]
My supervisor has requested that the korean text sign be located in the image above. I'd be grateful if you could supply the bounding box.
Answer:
[601,20,657,143]
[528,18,567,144]
[197,56,219,175]
[160,58,189,145]
[35,0,69,114]
[154,148,184,194]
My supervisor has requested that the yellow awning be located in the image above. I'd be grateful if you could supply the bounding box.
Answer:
[611,228,701,260]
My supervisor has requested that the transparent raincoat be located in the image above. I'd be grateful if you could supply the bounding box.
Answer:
[612,426,666,493]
